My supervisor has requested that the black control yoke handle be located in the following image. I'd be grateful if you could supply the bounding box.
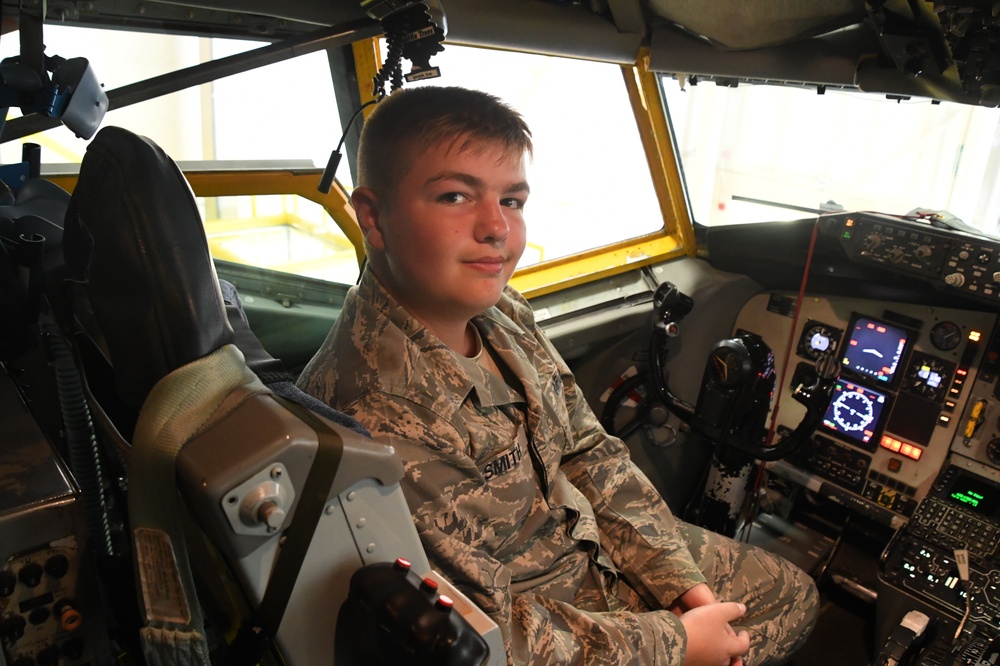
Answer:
[649,282,696,422]
[650,282,837,461]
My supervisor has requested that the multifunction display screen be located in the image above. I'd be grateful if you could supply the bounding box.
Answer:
[945,472,1000,519]
[842,315,910,385]
[821,381,889,449]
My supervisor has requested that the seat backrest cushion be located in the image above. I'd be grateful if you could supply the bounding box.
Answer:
[63,126,234,409]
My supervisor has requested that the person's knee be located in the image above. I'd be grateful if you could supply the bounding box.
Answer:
[775,562,819,658]
[744,562,818,665]
[792,565,819,635]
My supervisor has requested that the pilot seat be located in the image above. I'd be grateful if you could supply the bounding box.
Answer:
[57,125,502,666]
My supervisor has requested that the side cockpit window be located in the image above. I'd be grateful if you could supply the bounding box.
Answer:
[0,24,360,286]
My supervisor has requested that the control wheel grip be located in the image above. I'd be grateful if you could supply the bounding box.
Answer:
[336,560,490,666]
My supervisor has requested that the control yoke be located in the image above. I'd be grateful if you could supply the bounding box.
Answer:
[650,282,838,461]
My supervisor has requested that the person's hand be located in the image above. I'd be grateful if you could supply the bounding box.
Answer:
[679,601,750,666]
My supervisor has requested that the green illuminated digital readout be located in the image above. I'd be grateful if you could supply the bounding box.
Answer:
[945,473,1000,517]
[951,489,986,508]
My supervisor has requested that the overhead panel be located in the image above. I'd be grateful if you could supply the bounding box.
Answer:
[646,0,1000,108]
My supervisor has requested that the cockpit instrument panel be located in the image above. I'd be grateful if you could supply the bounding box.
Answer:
[732,292,998,528]
[838,212,1000,308]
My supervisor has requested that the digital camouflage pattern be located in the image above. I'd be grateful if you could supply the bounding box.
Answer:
[297,269,817,665]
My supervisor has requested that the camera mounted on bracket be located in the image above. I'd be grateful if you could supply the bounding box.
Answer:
[361,0,446,96]
[317,1,446,194]
[0,8,107,141]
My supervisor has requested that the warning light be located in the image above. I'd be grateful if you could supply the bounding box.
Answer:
[969,331,982,342]
[881,436,902,452]
[881,435,922,460]
[846,218,856,227]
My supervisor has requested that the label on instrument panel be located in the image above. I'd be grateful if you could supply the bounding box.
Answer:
[134,527,192,625]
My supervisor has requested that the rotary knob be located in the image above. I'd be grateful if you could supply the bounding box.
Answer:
[0,615,26,642]
[18,562,43,588]
[257,501,286,533]
[0,570,15,597]
[986,438,1000,465]
[45,554,70,578]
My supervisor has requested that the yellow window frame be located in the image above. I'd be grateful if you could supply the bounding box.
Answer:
[46,47,694,295]
[47,168,366,272]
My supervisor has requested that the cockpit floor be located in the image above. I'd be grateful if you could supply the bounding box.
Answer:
[750,510,885,665]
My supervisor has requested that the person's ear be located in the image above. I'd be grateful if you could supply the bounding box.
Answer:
[352,186,386,251]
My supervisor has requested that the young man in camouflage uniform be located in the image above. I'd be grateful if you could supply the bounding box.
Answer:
[298,86,818,665]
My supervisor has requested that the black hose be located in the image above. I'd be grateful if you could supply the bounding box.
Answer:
[46,324,113,557]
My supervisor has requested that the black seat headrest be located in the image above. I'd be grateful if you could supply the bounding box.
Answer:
[63,126,234,410]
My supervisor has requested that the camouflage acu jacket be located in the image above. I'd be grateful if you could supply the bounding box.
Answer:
[297,269,706,664]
